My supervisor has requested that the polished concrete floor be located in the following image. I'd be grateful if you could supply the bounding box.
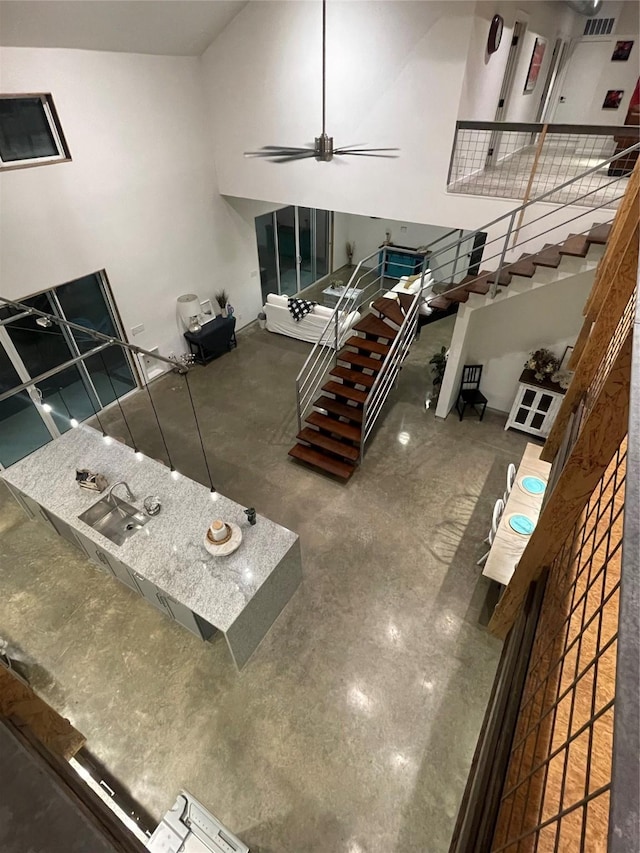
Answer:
[0,317,532,852]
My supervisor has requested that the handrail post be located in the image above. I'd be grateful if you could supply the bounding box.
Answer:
[295,378,302,432]
[512,123,549,247]
[491,211,516,299]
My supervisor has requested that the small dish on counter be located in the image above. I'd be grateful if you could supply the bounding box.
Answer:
[508,514,536,536]
[519,476,546,496]
[204,522,242,556]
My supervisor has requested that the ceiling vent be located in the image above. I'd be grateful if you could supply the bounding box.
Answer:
[583,16,615,34]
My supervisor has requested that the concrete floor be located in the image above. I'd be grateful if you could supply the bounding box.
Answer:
[0,317,532,852]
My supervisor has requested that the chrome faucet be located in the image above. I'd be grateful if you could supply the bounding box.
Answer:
[108,481,135,502]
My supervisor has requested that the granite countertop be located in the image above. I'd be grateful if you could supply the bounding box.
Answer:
[1,427,298,632]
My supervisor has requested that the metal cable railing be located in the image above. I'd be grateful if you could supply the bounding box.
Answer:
[295,244,430,431]
[426,142,639,304]
[359,290,421,460]
[448,120,640,206]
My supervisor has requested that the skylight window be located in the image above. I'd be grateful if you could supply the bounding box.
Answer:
[0,94,70,170]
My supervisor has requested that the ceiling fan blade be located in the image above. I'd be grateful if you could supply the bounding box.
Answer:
[244,145,313,158]
[334,147,400,154]
[269,151,319,163]
[335,151,399,158]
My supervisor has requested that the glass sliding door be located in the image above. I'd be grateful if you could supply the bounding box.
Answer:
[0,343,53,467]
[256,206,333,299]
[4,293,99,434]
[55,273,136,406]
[276,207,298,296]
[256,212,279,304]
[0,270,138,467]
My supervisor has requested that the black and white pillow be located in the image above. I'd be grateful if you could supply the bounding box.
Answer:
[288,297,316,322]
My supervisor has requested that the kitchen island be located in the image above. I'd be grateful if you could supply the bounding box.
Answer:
[1,427,301,669]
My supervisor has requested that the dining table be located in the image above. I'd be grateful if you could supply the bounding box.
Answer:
[482,442,552,586]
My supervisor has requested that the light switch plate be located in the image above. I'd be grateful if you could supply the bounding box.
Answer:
[131,324,144,336]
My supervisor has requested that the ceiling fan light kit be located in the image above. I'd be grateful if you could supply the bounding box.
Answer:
[245,0,399,164]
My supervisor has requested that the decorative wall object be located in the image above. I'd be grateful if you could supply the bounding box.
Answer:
[611,41,634,62]
[487,15,504,55]
[560,345,574,370]
[602,89,624,110]
[524,38,547,93]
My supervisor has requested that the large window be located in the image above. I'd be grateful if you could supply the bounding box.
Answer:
[0,95,70,170]
[0,272,136,468]
[256,206,331,302]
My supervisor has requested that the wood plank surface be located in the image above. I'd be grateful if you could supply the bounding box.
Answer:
[0,665,85,760]
[483,444,551,586]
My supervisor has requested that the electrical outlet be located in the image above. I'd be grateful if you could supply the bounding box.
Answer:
[250,270,258,278]
[131,323,145,336]
[400,226,407,233]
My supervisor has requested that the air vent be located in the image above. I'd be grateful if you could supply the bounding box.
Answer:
[583,17,615,35]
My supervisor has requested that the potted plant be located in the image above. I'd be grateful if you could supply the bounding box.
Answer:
[429,346,448,396]
[215,289,229,318]
[346,241,355,266]
[526,348,560,382]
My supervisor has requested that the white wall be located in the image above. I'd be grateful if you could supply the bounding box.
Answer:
[201,0,528,231]
[462,270,590,412]
[459,0,580,123]
[551,33,639,124]
[0,46,268,363]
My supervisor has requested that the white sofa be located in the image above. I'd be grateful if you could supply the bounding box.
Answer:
[382,271,437,317]
[263,293,361,346]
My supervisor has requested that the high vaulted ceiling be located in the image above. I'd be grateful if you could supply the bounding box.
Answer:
[0,1,248,56]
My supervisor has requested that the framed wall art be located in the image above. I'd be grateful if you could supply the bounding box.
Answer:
[611,40,634,62]
[524,38,547,93]
[602,89,624,110]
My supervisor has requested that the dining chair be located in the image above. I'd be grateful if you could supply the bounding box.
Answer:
[455,364,488,421]
[503,463,517,504]
[478,497,505,566]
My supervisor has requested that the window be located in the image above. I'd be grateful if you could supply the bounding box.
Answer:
[0,94,70,170]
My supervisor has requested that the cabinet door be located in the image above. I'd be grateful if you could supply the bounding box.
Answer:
[159,593,204,639]
[4,482,33,519]
[104,556,140,593]
[48,513,84,549]
[74,529,116,576]
[129,571,171,616]
[18,491,58,534]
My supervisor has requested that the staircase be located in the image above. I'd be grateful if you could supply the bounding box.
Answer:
[426,223,611,319]
[289,293,416,480]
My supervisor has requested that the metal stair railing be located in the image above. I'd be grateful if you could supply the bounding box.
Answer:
[426,142,640,305]
[359,289,422,462]
[295,244,429,431]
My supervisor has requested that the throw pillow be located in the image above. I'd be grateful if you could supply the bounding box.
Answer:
[288,297,316,322]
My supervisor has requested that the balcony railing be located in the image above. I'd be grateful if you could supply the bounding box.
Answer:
[447,120,640,208]
[449,163,639,852]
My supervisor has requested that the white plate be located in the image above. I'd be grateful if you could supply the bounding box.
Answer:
[203,522,242,556]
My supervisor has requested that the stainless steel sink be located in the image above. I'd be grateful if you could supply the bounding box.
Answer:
[78,494,150,546]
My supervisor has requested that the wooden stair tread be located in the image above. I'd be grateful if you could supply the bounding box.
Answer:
[428,296,452,310]
[330,365,376,388]
[352,315,398,340]
[486,267,512,285]
[462,275,491,295]
[297,427,360,461]
[587,223,611,245]
[371,296,405,326]
[443,288,469,303]
[337,349,383,372]
[396,293,415,312]
[289,443,356,480]
[560,233,590,257]
[322,380,367,404]
[344,335,390,356]
[314,396,363,424]
[507,255,537,278]
[306,411,362,443]
[531,244,562,268]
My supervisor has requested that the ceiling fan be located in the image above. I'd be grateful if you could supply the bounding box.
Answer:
[244,0,399,163]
